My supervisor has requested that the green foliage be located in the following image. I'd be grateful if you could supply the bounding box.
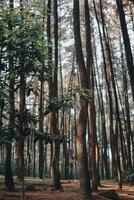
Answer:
[26,79,39,97]
[0,163,5,175]
[34,131,67,144]
[0,127,12,145]
[0,8,49,76]
[123,167,134,185]
[0,161,17,175]
[0,7,50,141]
[44,95,74,115]
[43,86,91,115]
[0,110,37,145]
[0,73,8,100]
[0,89,8,99]
[14,109,37,138]
[68,86,92,101]
[34,131,52,144]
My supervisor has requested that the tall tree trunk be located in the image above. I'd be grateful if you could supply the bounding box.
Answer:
[26,137,31,176]
[5,58,15,191]
[47,0,62,190]
[4,0,15,191]
[93,0,112,180]
[19,71,26,199]
[104,29,126,172]
[38,80,44,179]
[84,0,99,190]
[73,0,92,199]
[63,112,70,179]
[38,0,46,180]
[96,0,123,188]
[93,47,104,183]
[120,38,132,168]
[116,0,134,101]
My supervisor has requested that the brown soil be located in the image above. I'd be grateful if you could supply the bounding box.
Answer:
[0,177,134,200]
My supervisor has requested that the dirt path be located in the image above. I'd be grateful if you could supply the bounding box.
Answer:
[0,178,134,200]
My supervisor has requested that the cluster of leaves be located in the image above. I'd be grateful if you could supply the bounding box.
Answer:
[0,127,12,145]
[0,161,16,175]
[0,8,50,144]
[0,8,49,77]
[0,163,5,175]
[43,86,92,115]
[0,109,37,145]
[0,77,8,99]
[0,89,6,121]
[68,86,92,101]
[14,109,37,138]
[34,131,67,144]
[44,95,74,115]
[122,167,134,185]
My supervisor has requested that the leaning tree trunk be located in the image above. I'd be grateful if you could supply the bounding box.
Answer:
[93,0,112,180]
[73,0,92,199]
[100,2,124,187]
[116,0,134,101]
[84,0,99,191]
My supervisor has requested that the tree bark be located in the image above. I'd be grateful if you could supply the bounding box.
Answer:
[4,0,15,191]
[47,0,62,190]
[93,0,111,180]
[116,0,134,101]
[73,0,92,199]
[84,0,98,191]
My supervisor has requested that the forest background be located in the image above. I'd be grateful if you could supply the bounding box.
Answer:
[0,0,134,200]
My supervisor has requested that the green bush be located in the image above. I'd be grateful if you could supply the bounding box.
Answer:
[123,167,134,185]
[0,163,5,175]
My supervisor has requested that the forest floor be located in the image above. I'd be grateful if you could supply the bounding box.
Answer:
[0,177,134,200]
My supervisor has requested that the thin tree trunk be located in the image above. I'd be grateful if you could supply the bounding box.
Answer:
[38,1,46,179]
[116,0,134,101]
[120,38,132,168]
[93,0,112,180]
[39,78,44,179]
[84,0,99,190]
[19,71,26,199]
[4,0,15,191]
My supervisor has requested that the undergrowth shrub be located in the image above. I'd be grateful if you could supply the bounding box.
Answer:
[123,167,134,185]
